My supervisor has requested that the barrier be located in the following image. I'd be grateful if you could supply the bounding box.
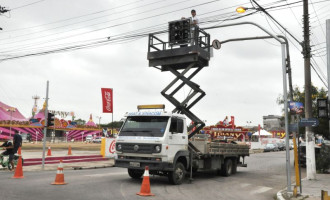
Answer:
[47,147,52,156]
[12,147,24,179]
[136,166,154,196]
[51,160,67,185]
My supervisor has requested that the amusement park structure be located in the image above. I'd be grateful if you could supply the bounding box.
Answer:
[0,100,102,141]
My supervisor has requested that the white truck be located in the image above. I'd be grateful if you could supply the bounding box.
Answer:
[115,105,249,185]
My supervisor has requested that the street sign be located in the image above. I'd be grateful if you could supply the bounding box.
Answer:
[289,124,298,132]
[212,39,221,50]
[299,118,319,127]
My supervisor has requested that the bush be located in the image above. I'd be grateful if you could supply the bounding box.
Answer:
[316,144,330,173]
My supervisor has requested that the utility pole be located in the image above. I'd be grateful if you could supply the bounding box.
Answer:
[326,20,330,145]
[302,0,316,180]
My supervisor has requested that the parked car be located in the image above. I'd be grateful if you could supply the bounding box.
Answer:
[289,142,294,150]
[93,137,102,143]
[299,142,321,168]
[264,143,279,152]
[277,142,285,151]
[86,135,93,143]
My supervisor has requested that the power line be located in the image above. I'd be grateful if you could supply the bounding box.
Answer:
[10,0,46,11]
[0,0,219,51]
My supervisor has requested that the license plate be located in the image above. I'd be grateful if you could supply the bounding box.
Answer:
[129,162,140,167]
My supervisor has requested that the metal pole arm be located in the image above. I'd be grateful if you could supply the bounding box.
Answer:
[203,21,285,44]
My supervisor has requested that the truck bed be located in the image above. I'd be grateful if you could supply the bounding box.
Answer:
[190,136,249,157]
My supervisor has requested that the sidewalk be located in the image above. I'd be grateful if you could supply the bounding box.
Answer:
[1,149,115,172]
[278,174,330,200]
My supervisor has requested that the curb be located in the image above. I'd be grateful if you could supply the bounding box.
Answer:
[277,189,286,200]
[72,165,114,170]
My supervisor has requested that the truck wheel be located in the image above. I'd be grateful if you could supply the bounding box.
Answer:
[128,169,144,179]
[218,159,233,177]
[168,162,186,185]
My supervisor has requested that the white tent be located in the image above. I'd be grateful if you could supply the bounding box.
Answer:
[252,129,273,136]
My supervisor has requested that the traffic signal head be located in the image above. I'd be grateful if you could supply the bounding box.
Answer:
[47,112,55,127]
[169,19,191,45]
[317,98,328,118]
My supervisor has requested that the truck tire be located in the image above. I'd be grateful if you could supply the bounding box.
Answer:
[218,159,233,177]
[168,162,186,185]
[128,169,144,179]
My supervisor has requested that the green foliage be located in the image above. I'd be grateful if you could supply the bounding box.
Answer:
[277,84,329,140]
[103,121,124,129]
[316,144,330,173]
[74,118,86,125]
[277,85,327,116]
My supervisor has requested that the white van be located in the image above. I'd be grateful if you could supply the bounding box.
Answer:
[86,135,93,143]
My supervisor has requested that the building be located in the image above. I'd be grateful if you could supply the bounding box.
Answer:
[263,115,283,131]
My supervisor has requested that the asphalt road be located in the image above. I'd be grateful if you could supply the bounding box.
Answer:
[0,150,296,200]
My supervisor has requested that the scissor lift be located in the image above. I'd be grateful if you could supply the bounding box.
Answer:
[147,24,211,139]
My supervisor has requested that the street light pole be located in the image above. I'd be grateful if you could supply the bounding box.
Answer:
[203,21,291,192]
[81,132,84,143]
[96,116,102,129]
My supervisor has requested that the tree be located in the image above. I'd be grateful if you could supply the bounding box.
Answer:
[74,118,86,125]
[277,84,329,140]
[100,121,124,129]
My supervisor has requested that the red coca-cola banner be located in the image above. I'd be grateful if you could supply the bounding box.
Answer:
[101,88,113,113]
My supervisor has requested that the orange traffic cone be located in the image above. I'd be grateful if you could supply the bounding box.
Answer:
[47,147,52,156]
[18,147,22,155]
[51,160,67,185]
[12,154,24,179]
[67,145,72,155]
[136,166,154,196]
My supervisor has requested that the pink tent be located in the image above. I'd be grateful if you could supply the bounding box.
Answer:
[0,101,27,121]
[85,114,96,127]
[34,109,45,120]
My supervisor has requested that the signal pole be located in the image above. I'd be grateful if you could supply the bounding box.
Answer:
[42,81,49,170]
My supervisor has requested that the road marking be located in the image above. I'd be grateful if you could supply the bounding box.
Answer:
[84,172,127,177]
[250,186,272,194]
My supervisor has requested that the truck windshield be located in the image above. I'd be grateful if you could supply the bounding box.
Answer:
[119,116,169,137]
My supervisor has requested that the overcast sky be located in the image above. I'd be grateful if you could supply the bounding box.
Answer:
[0,0,328,127]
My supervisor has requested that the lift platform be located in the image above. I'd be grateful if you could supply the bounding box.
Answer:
[147,24,211,138]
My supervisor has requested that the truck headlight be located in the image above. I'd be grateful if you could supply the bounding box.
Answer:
[117,144,122,151]
[154,145,161,153]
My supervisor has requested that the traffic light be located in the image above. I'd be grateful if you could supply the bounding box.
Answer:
[47,112,55,127]
[169,19,191,45]
[317,98,328,118]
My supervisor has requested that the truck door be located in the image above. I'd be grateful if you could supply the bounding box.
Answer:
[168,117,188,158]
